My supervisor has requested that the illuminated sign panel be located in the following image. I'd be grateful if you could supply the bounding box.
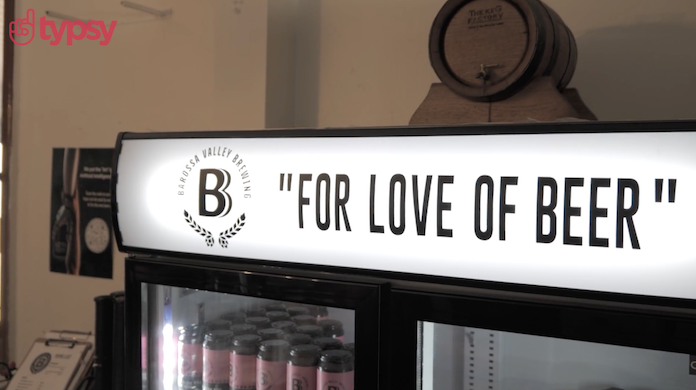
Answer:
[113,128,696,299]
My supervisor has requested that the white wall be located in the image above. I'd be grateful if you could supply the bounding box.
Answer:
[9,0,268,361]
[8,0,696,366]
[308,0,696,126]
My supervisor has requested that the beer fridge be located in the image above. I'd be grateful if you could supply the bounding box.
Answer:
[112,121,696,390]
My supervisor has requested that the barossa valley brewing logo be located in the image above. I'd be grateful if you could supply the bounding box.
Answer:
[176,146,251,248]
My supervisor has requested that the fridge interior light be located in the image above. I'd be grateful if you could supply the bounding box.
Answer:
[162,323,174,390]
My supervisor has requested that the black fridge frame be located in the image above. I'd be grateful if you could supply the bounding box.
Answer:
[124,256,390,390]
[114,120,696,390]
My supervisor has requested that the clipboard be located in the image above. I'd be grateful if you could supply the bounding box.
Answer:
[7,332,93,390]
[44,330,95,390]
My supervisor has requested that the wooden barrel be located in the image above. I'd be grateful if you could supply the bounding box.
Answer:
[429,0,577,102]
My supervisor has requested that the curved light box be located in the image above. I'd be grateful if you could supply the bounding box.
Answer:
[111,121,696,300]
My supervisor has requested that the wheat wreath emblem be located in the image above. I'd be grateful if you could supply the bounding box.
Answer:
[183,210,246,248]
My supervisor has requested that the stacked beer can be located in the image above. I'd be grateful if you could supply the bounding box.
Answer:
[177,302,355,390]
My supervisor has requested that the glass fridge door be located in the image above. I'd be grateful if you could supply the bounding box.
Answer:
[129,260,380,390]
[420,322,696,390]
[142,283,356,390]
[392,289,696,390]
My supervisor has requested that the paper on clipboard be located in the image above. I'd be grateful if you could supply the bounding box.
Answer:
[7,338,90,390]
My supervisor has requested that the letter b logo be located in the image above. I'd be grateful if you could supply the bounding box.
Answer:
[292,379,303,390]
[199,169,233,217]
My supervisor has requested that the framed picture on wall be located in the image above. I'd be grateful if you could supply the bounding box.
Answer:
[49,148,114,279]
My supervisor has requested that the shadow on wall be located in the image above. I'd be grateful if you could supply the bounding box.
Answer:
[265,0,322,129]
[570,22,696,121]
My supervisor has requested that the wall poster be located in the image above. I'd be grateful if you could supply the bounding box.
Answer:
[50,148,114,279]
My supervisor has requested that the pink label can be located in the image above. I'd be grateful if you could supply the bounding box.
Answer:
[204,349,230,385]
[230,353,256,390]
[179,342,203,376]
[317,349,354,390]
[256,359,286,390]
[317,370,354,390]
[287,365,317,390]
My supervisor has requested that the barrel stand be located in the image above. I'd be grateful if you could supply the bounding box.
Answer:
[410,76,597,125]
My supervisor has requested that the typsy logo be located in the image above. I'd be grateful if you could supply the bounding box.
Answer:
[10,9,117,46]
[177,146,252,248]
